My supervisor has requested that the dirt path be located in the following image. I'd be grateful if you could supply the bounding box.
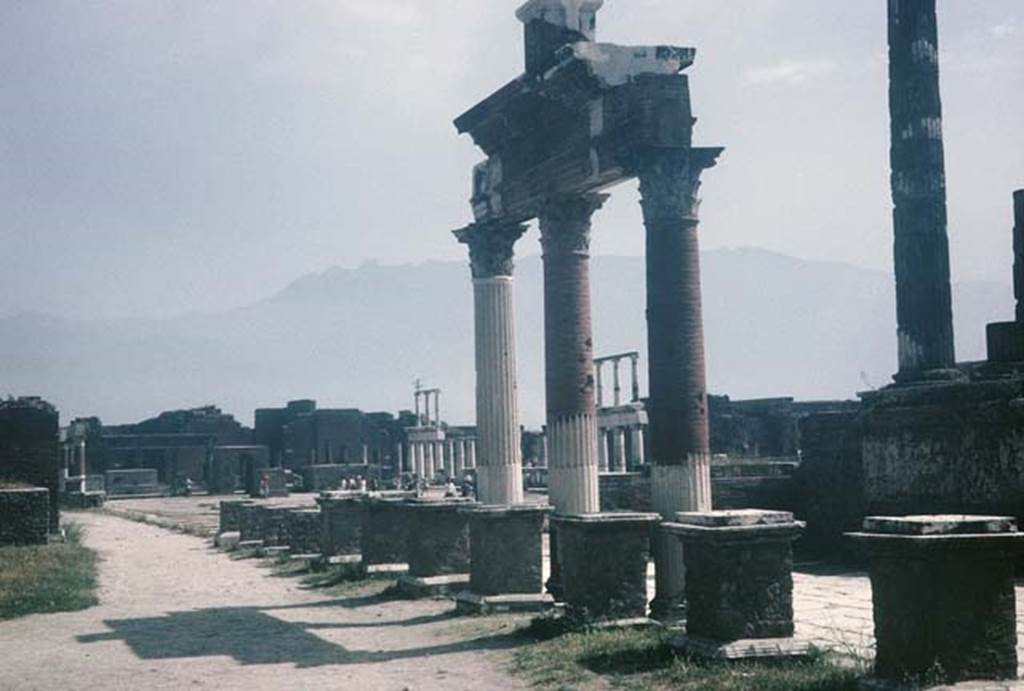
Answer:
[0,512,527,691]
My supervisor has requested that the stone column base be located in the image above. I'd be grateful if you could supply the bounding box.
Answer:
[848,515,1024,684]
[457,504,552,614]
[670,635,814,661]
[393,498,478,599]
[988,321,1024,363]
[361,492,416,568]
[552,512,659,622]
[665,510,804,643]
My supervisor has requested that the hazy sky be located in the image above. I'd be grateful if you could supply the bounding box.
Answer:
[2,0,1021,320]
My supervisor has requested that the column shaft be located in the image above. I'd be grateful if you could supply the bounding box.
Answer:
[541,195,606,515]
[639,148,722,620]
[888,0,955,375]
[455,221,528,505]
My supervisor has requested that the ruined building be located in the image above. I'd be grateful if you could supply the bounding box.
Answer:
[0,396,60,534]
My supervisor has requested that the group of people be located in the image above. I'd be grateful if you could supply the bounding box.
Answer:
[338,475,370,492]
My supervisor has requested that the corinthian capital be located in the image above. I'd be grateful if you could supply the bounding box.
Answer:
[637,148,723,225]
[453,221,529,279]
[539,193,609,257]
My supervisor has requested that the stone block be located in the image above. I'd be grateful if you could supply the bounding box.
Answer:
[218,499,255,534]
[848,514,1024,683]
[0,488,50,546]
[987,322,1024,364]
[464,504,550,596]
[316,494,365,557]
[255,505,295,547]
[237,503,264,542]
[283,508,321,554]
[666,509,805,647]
[361,494,414,566]
[553,512,659,622]
[402,498,477,579]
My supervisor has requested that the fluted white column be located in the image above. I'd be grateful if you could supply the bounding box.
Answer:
[597,428,609,472]
[631,427,646,467]
[467,439,477,469]
[454,440,465,475]
[546,413,600,514]
[472,275,524,504]
[613,428,627,473]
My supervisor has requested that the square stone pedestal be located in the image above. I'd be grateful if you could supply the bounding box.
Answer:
[455,504,553,615]
[360,492,415,571]
[848,515,1024,684]
[219,499,255,535]
[396,498,478,599]
[665,509,810,661]
[316,493,365,558]
[552,512,659,623]
[988,321,1024,364]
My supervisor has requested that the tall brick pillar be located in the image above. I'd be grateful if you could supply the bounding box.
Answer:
[888,0,956,379]
[638,147,722,620]
[540,194,607,516]
[454,221,529,506]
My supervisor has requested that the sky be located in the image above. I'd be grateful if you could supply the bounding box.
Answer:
[1,0,1021,320]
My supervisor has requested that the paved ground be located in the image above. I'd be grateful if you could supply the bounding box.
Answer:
[103,494,1024,669]
[7,498,1024,689]
[0,511,526,691]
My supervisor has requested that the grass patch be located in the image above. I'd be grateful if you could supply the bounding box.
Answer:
[512,624,865,691]
[0,523,99,620]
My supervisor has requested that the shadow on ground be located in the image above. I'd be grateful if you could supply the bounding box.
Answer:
[76,597,518,668]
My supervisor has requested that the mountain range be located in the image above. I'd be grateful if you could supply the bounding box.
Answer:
[0,248,1010,428]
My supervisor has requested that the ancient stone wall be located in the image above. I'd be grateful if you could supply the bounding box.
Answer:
[104,469,161,497]
[0,487,50,546]
[597,463,799,515]
[0,399,60,532]
[299,464,374,492]
[860,380,1024,518]
[793,412,865,560]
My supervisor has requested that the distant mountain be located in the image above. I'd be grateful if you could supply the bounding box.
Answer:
[0,248,1010,428]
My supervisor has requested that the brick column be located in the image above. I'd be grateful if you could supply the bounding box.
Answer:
[540,194,607,515]
[454,221,529,505]
[638,147,722,620]
[888,0,956,378]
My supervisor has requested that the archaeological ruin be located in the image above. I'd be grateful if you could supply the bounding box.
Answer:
[3,0,1023,688]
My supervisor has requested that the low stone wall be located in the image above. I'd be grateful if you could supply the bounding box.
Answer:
[598,473,652,512]
[712,458,799,511]
[597,462,799,515]
[105,469,162,497]
[0,487,50,546]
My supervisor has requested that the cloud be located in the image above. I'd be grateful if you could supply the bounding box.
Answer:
[745,58,838,86]
[991,18,1018,38]
[336,0,420,26]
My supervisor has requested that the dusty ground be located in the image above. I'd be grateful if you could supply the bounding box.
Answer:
[0,511,527,691]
